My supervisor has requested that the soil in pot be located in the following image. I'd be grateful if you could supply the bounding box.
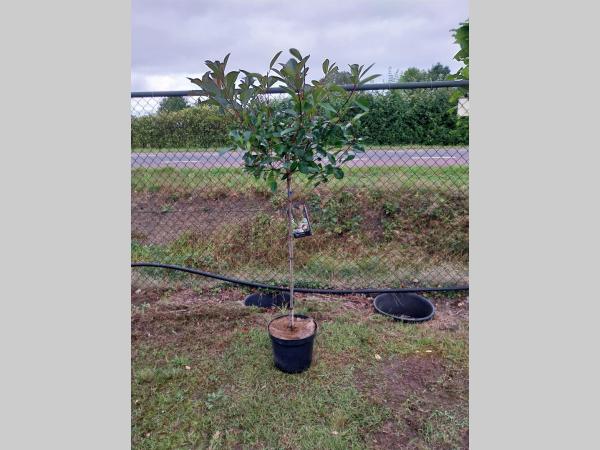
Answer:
[268,315,316,340]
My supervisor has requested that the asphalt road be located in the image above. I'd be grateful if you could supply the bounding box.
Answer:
[131,148,469,169]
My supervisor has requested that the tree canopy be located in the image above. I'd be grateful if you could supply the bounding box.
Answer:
[158,96,189,113]
[188,49,379,189]
[398,63,450,82]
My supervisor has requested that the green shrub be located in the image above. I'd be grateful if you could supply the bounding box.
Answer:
[131,105,233,149]
[353,89,468,146]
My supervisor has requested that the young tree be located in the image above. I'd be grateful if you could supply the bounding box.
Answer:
[428,63,451,81]
[158,96,189,113]
[328,69,354,85]
[398,63,450,82]
[189,49,378,329]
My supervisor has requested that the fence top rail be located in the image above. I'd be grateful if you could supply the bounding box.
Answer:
[131,79,468,98]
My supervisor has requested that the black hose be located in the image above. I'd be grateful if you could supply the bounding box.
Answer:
[132,262,468,295]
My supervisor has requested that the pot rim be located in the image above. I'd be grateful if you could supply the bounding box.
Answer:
[373,293,435,323]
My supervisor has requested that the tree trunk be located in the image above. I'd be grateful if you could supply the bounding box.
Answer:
[286,174,295,329]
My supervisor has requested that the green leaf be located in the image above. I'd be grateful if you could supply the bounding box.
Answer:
[321,103,337,115]
[333,167,344,179]
[354,97,370,111]
[322,59,329,74]
[329,84,346,95]
[240,70,261,79]
[289,48,302,60]
[298,56,310,73]
[351,112,368,123]
[268,178,277,192]
[270,51,283,69]
[359,74,380,85]
[352,144,366,153]
[280,127,295,136]
[298,162,309,174]
[225,70,239,87]
[361,63,375,76]
[204,60,218,73]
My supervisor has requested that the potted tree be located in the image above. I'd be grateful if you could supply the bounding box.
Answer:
[189,49,378,373]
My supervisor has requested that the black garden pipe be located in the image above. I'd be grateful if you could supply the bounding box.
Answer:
[131,262,468,295]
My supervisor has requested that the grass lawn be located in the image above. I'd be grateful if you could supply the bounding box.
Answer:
[131,145,468,154]
[132,286,468,449]
[131,165,468,196]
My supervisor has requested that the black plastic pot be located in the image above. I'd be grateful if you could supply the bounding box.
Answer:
[373,293,435,323]
[244,292,290,308]
[268,314,317,374]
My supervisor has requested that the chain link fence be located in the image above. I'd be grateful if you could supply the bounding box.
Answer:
[131,83,469,292]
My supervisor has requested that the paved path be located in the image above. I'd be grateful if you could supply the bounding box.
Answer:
[131,148,469,169]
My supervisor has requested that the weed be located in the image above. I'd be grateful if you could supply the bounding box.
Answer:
[170,356,191,367]
[312,191,363,236]
[205,389,227,410]
[382,200,399,216]
[135,368,154,384]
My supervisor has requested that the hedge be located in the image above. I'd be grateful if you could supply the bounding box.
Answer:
[354,89,468,145]
[131,91,468,149]
[131,106,233,149]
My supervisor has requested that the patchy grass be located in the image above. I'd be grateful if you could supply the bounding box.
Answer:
[131,187,468,289]
[132,287,468,449]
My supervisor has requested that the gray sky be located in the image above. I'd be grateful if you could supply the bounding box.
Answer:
[132,0,468,92]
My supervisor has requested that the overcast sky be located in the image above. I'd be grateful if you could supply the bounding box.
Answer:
[132,0,468,92]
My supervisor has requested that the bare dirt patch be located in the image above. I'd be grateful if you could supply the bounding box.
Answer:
[426,294,469,332]
[361,355,446,405]
[357,354,468,449]
[131,287,469,324]
[131,286,168,305]
[131,191,275,245]
[131,287,259,350]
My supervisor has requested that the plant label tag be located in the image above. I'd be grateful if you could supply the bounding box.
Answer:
[457,97,469,117]
[291,203,312,238]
